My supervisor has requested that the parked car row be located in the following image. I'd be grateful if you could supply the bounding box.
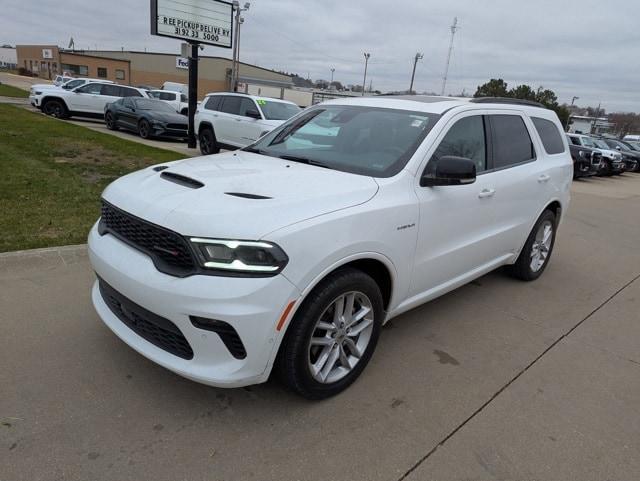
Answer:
[566,133,639,178]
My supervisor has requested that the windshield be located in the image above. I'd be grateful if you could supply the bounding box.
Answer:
[62,79,84,90]
[133,99,176,112]
[258,100,301,120]
[592,139,610,149]
[247,105,440,177]
[579,136,596,147]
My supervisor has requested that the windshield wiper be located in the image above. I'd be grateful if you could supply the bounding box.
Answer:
[277,154,330,169]
[243,146,271,156]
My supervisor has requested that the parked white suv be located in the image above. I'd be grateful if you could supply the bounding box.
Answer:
[37,82,149,119]
[195,92,301,154]
[29,79,114,108]
[88,96,572,398]
[148,89,189,115]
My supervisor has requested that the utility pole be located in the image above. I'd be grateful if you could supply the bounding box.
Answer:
[362,52,370,96]
[571,96,579,106]
[409,52,423,94]
[187,42,199,148]
[591,102,601,135]
[230,1,250,91]
[441,17,459,96]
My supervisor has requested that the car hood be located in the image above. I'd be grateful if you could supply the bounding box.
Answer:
[102,151,379,239]
[145,111,188,123]
[30,83,59,91]
[595,148,621,159]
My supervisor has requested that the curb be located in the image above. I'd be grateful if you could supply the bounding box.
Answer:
[0,244,88,276]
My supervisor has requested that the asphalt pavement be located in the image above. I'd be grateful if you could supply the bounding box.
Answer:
[1,174,639,481]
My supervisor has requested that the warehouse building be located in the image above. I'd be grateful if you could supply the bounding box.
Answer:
[15,45,292,99]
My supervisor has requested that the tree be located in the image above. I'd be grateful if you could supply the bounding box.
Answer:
[473,78,509,98]
[330,80,344,91]
[314,79,330,90]
[509,84,536,101]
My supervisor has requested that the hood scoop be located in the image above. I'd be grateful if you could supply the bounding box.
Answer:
[160,171,204,189]
[225,192,272,200]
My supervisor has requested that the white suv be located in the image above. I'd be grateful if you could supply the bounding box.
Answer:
[148,89,189,115]
[37,82,148,119]
[88,96,572,399]
[195,92,301,154]
[29,78,114,108]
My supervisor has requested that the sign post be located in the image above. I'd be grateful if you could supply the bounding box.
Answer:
[150,0,233,148]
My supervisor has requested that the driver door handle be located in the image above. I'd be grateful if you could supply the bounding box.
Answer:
[538,174,551,183]
[478,188,496,199]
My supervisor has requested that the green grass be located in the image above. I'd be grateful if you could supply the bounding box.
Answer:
[0,83,29,98]
[0,104,183,252]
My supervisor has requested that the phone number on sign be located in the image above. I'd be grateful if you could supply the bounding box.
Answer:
[174,28,219,42]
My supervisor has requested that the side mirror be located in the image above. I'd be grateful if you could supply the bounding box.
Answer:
[245,108,261,120]
[615,146,621,151]
[420,156,477,187]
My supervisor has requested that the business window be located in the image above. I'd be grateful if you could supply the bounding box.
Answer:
[115,69,125,80]
[61,64,88,76]
[97,67,108,78]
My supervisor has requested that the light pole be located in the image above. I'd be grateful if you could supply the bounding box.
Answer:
[571,96,579,106]
[230,1,250,91]
[362,52,370,96]
[409,52,423,94]
[330,68,335,89]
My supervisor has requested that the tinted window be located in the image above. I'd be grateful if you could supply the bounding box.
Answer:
[567,135,581,146]
[239,98,258,117]
[120,87,143,98]
[532,117,565,155]
[100,84,121,97]
[220,96,242,115]
[432,115,486,172]
[76,83,102,94]
[249,105,440,178]
[204,96,221,111]
[157,92,176,101]
[180,94,188,103]
[490,115,536,169]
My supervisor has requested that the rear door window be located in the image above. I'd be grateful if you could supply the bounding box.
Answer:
[204,96,221,111]
[432,115,487,172]
[100,84,121,97]
[120,87,143,98]
[532,117,565,154]
[489,115,536,169]
[219,96,242,115]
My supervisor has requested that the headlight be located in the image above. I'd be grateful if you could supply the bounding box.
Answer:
[151,119,165,126]
[578,150,585,158]
[35,91,42,95]
[190,238,288,275]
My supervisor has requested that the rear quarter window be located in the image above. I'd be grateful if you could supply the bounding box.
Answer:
[532,117,565,155]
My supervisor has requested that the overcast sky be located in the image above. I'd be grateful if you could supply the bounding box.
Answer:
[3,0,639,112]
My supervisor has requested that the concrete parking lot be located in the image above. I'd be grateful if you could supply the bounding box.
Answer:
[1,175,639,481]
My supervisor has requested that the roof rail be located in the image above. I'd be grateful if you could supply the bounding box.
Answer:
[470,97,546,108]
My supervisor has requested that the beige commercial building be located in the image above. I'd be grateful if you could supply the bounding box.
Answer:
[16,46,292,100]
[16,45,131,84]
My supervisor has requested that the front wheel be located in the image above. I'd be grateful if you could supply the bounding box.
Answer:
[138,119,151,139]
[276,268,384,399]
[199,127,219,155]
[42,99,68,119]
[507,209,557,281]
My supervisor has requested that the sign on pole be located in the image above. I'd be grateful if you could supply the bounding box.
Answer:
[150,0,233,48]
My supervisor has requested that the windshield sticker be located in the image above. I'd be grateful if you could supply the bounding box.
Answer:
[257,99,267,105]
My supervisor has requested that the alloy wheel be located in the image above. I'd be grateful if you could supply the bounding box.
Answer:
[307,291,374,384]
[530,220,553,272]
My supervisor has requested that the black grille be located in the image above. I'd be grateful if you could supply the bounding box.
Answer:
[99,278,194,360]
[99,201,197,277]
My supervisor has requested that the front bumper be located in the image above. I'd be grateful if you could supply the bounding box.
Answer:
[29,95,40,107]
[88,223,301,387]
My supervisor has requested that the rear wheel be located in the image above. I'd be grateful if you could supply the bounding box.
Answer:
[276,268,384,399]
[199,127,219,155]
[105,111,118,130]
[138,119,151,139]
[507,210,557,281]
[42,99,68,119]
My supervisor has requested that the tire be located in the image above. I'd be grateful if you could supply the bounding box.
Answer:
[138,119,151,139]
[276,267,384,399]
[42,99,68,119]
[199,127,220,155]
[105,111,118,131]
[507,209,557,281]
